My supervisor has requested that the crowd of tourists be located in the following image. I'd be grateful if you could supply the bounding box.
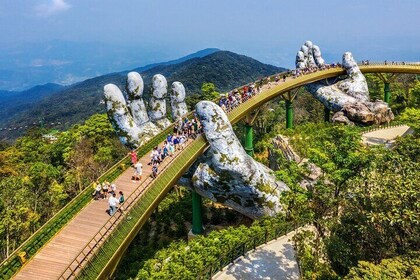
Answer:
[383,60,409,66]
[219,85,257,112]
[291,62,343,77]
[92,181,125,216]
[128,116,203,183]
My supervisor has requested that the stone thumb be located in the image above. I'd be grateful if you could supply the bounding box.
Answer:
[195,101,246,166]
[342,52,362,77]
[104,84,142,148]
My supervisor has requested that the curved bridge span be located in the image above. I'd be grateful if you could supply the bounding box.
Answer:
[6,63,420,279]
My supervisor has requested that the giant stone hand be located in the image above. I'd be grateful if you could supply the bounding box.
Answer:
[297,41,394,125]
[192,101,289,219]
[104,72,175,148]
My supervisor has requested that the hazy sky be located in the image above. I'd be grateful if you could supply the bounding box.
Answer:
[1,0,419,68]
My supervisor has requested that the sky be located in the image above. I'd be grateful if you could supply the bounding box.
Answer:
[0,0,419,89]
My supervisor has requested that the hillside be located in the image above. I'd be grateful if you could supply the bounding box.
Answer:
[0,51,285,140]
[0,83,64,127]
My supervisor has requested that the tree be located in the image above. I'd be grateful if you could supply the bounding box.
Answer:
[326,137,420,275]
[0,177,39,258]
[345,253,420,280]
[28,162,60,215]
[201,83,220,101]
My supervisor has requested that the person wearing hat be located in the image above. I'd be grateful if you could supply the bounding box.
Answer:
[102,181,109,199]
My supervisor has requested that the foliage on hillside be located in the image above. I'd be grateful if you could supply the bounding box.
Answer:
[0,83,64,127]
[273,118,419,279]
[345,252,420,280]
[0,114,126,260]
[129,105,420,279]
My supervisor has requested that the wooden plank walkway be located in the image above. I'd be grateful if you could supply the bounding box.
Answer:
[13,139,188,280]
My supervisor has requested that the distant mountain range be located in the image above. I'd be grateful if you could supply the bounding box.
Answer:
[0,41,221,91]
[0,50,285,141]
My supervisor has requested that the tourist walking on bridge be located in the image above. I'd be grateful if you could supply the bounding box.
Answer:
[133,160,142,181]
[118,191,125,212]
[129,150,137,167]
[108,193,119,215]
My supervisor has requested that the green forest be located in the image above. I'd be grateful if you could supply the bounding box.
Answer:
[0,73,419,279]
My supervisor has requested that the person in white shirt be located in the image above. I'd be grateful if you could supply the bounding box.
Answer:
[108,193,119,215]
[134,160,143,181]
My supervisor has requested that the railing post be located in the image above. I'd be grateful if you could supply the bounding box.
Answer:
[192,191,204,235]
[285,100,294,129]
[384,82,391,104]
[324,107,330,122]
[244,123,254,157]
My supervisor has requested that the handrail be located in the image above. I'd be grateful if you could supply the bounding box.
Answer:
[361,123,407,134]
[6,62,420,279]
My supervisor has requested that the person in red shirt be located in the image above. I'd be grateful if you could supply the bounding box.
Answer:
[129,150,137,167]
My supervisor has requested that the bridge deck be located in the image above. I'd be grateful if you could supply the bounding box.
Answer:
[13,140,185,280]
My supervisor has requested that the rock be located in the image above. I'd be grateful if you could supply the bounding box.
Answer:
[170,81,188,121]
[296,41,394,125]
[104,84,143,148]
[192,101,289,219]
[126,72,160,137]
[149,74,172,129]
[270,135,322,191]
[331,111,354,125]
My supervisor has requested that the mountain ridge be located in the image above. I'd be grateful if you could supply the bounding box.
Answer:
[0,50,285,141]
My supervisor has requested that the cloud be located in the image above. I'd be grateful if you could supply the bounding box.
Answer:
[36,0,71,17]
[30,59,72,67]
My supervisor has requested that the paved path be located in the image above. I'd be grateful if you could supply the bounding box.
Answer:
[213,231,300,280]
[362,125,413,146]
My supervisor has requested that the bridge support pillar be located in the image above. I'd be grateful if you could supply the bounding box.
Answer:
[324,107,330,122]
[191,191,204,235]
[285,100,294,129]
[384,82,391,104]
[244,124,254,157]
